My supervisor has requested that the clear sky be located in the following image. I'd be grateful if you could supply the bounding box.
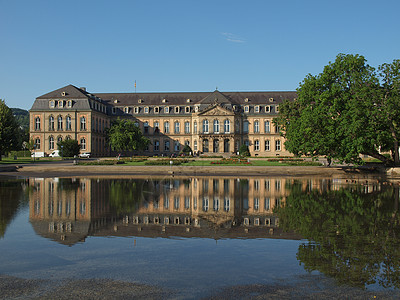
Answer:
[1,0,400,110]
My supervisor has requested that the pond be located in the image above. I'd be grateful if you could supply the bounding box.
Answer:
[1,174,400,299]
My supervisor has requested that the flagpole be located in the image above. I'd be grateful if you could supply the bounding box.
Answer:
[135,80,136,93]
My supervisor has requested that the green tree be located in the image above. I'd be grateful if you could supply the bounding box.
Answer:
[377,59,400,165]
[0,100,19,160]
[106,119,150,154]
[57,139,81,157]
[180,144,192,156]
[239,144,250,156]
[275,53,392,165]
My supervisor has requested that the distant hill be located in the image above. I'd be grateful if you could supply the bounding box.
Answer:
[11,108,29,129]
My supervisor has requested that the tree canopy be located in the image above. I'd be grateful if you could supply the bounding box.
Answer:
[0,100,19,160]
[57,139,81,157]
[275,54,400,165]
[106,119,150,154]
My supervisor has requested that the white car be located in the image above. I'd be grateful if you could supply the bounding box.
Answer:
[79,152,91,158]
[49,150,61,157]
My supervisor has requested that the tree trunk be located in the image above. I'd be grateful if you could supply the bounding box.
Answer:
[363,151,393,165]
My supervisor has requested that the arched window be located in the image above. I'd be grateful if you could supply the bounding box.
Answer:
[49,136,55,150]
[193,121,198,134]
[164,121,170,133]
[275,140,281,151]
[265,140,270,151]
[213,119,219,133]
[57,136,63,143]
[254,120,259,133]
[57,115,63,131]
[34,138,41,149]
[184,121,190,134]
[243,120,249,133]
[224,119,230,133]
[203,120,209,133]
[80,138,86,150]
[264,120,270,133]
[254,140,260,151]
[49,116,54,131]
[35,117,41,131]
[66,116,72,131]
[80,117,86,131]
[174,121,180,133]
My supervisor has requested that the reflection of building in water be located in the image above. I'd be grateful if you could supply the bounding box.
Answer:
[29,176,382,245]
[29,177,110,245]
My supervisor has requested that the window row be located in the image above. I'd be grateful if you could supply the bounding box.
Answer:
[35,116,88,132]
[49,100,73,109]
[33,137,88,151]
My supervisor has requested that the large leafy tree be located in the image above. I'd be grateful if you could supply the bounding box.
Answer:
[377,59,400,165]
[0,100,19,160]
[57,139,81,157]
[275,53,395,165]
[106,119,149,153]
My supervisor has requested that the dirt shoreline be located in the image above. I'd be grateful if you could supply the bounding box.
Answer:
[0,161,379,178]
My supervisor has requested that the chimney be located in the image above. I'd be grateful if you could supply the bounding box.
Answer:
[80,87,86,92]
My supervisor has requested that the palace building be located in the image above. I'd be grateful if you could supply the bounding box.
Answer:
[29,84,296,157]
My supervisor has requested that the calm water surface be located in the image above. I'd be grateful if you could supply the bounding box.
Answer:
[1,175,400,298]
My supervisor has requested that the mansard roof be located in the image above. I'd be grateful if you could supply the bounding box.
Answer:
[36,84,91,99]
[94,90,297,106]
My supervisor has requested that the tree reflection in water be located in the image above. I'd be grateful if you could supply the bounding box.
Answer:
[275,180,400,289]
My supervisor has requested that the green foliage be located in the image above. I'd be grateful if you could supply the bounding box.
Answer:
[275,53,400,165]
[0,100,19,160]
[57,139,81,157]
[106,118,150,153]
[275,182,400,289]
[239,144,250,157]
[180,144,192,155]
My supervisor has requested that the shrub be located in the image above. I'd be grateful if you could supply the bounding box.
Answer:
[239,145,250,157]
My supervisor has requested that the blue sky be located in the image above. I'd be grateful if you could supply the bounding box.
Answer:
[1,0,400,110]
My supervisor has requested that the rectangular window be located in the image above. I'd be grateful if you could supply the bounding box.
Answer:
[244,106,249,113]
[154,140,160,151]
[254,140,260,151]
[275,140,281,151]
[265,140,270,151]
[144,107,149,113]
[264,120,270,133]
[164,140,170,151]
[254,121,259,133]
[255,106,260,113]
[184,122,190,133]
[165,106,169,113]
[243,121,249,133]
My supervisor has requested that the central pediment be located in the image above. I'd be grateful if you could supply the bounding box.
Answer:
[198,104,234,116]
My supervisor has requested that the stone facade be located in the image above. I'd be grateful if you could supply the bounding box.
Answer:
[30,84,296,157]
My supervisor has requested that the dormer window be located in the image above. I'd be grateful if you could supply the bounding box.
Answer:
[138,99,143,103]
[186,98,191,103]
[144,106,149,114]
[233,105,237,111]
[67,100,72,108]
[61,92,67,96]
[165,106,170,113]
[244,105,249,113]
[112,107,116,114]
[124,107,130,114]
[265,106,271,113]
[58,100,64,108]
[114,99,119,103]
[162,99,167,103]
[49,100,55,108]
[175,106,180,113]
[154,106,159,113]
[185,106,190,113]
[134,107,139,114]
[255,105,260,113]
[194,106,199,112]
[275,105,279,113]
[269,97,274,102]
[244,98,249,102]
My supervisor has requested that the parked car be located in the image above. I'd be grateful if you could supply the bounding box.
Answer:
[31,152,45,158]
[49,150,61,157]
[79,152,91,158]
